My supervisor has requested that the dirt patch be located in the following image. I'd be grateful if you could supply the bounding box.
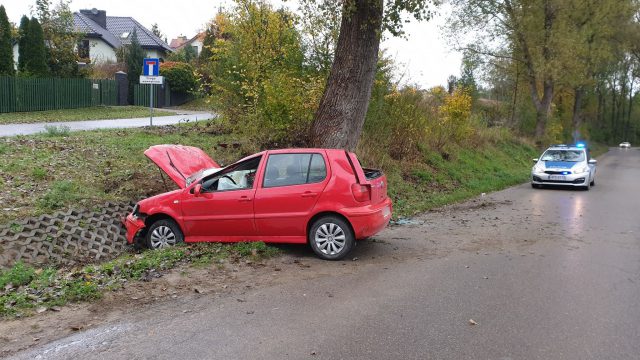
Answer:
[0,252,341,357]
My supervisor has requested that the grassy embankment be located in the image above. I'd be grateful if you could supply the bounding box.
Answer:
[0,106,174,124]
[0,122,539,317]
[0,122,537,224]
[0,242,278,317]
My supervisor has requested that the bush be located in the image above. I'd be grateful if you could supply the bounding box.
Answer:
[160,61,198,93]
[428,88,473,152]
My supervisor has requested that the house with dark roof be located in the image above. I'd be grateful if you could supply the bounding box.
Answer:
[12,8,172,66]
[75,9,172,63]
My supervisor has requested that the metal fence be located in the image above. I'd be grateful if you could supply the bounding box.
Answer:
[0,77,117,113]
[133,83,171,108]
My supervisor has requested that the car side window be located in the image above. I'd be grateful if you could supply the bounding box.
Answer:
[263,153,326,188]
[201,156,261,192]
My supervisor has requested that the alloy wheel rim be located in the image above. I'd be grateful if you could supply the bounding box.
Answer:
[150,225,176,249]
[315,223,346,255]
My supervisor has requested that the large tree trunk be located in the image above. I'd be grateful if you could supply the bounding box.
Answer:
[532,78,554,140]
[571,87,584,142]
[309,0,383,150]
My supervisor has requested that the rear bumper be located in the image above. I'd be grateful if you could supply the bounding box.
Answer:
[123,214,146,244]
[342,198,393,239]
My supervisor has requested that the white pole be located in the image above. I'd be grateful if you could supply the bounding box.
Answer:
[150,84,154,126]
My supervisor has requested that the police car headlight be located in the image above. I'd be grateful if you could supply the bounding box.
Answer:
[574,166,589,174]
[533,164,545,173]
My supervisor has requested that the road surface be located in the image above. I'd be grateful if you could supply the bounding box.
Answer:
[7,147,640,360]
[0,112,215,137]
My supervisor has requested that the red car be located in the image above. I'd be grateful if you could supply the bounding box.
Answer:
[124,145,392,260]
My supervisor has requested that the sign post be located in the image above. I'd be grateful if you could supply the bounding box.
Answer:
[140,58,163,126]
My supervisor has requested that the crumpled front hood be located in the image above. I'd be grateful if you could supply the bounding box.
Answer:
[144,145,220,188]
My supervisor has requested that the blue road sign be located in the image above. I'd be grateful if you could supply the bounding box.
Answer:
[143,58,160,76]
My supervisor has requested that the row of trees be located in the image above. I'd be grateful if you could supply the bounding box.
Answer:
[447,0,640,144]
[0,1,85,78]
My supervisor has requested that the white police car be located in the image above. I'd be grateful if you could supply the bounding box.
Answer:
[531,143,597,190]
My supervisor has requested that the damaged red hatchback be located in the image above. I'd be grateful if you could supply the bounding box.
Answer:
[124,145,392,260]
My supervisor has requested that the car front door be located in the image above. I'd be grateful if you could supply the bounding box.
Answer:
[254,152,329,238]
[180,156,262,239]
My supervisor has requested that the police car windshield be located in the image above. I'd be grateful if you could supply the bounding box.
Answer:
[541,150,585,162]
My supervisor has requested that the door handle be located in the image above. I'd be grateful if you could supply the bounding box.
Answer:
[301,191,317,198]
[238,196,252,202]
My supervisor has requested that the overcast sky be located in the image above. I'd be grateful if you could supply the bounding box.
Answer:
[2,0,461,88]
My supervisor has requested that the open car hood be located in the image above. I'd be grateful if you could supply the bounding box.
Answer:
[144,145,220,188]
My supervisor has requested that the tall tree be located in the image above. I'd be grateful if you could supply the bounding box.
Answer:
[25,17,49,76]
[448,0,569,141]
[309,0,436,150]
[34,0,82,77]
[563,0,637,141]
[125,29,145,104]
[17,15,29,73]
[0,5,14,75]
[298,0,341,74]
[150,23,163,39]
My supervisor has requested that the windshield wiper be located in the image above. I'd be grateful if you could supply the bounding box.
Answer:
[166,151,186,180]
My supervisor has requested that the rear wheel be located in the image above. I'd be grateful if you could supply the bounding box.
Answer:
[145,219,184,249]
[308,216,355,261]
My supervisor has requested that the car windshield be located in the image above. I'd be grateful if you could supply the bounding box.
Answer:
[186,167,222,187]
[541,150,585,162]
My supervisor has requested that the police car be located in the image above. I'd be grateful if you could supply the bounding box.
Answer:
[531,143,597,190]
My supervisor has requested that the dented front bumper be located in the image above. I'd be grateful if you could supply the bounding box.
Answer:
[123,214,146,244]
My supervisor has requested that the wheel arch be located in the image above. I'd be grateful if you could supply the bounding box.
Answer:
[306,211,355,244]
[144,213,183,235]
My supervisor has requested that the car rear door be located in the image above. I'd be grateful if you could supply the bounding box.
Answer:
[254,151,330,238]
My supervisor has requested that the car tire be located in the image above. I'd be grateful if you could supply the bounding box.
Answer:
[145,219,184,250]
[590,178,595,186]
[308,216,355,261]
[531,183,540,189]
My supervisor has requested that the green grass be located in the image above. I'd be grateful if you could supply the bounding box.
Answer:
[174,97,215,111]
[0,106,175,124]
[0,242,279,318]
[381,135,539,219]
[0,121,239,223]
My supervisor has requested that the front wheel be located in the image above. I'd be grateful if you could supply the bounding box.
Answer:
[308,216,355,260]
[145,219,184,249]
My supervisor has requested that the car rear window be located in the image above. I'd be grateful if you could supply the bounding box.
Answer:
[263,153,326,188]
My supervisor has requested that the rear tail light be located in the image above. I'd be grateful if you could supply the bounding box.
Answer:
[351,183,371,202]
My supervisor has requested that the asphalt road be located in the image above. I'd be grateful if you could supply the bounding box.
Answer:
[8,148,640,360]
[0,112,215,137]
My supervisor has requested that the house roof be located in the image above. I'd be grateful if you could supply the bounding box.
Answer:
[169,36,188,49]
[176,32,205,50]
[73,12,172,52]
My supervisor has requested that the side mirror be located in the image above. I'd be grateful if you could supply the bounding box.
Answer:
[532,158,539,163]
[588,159,597,165]
[193,183,202,196]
